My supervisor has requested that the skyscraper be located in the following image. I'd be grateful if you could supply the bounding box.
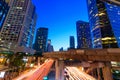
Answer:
[87,0,120,48]
[0,0,37,53]
[76,21,92,49]
[46,39,54,52]
[59,47,63,51]
[69,36,75,49]
[34,28,48,54]
[105,2,120,48]
[0,0,9,31]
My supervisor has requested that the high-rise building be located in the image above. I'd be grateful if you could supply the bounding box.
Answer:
[34,28,48,54]
[69,36,75,49]
[59,47,63,51]
[87,0,120,48]
[46,39,54,52]
[0,0,9,31]
[76,21,92,49]
[0,0,37,53]
[105,3,120,48]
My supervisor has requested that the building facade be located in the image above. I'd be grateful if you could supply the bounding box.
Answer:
[34,28,48,54]
[69,36,75,49]
[87,0,120,48]
[0,0,9,31]
[0,0,37,53]
[105,3,120,48]
[76,21,92,49]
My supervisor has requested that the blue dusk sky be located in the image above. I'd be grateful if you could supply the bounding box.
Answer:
[32,0,89,51]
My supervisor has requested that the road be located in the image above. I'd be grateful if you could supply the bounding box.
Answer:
[65,67,96,80]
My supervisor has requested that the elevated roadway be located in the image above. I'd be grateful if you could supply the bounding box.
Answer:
[43,48,120,61]
[43,48,120,80]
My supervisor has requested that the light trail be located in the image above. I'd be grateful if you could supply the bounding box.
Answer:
[66,67,96,80]
[25,59,54,80]
[13,66,41,80]
[13,59,54,80]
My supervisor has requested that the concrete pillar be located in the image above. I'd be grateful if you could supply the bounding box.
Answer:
[93,68,98,78]
[97,68,103,80]
[37,57,40,65]
[102,62,113,80]
[55,60,64,80]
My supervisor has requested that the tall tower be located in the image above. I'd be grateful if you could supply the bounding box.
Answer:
[0,0,9,31]
[87,0,120,48]
[46,39,54,52]
[34,27,48,54]
[76,21,92,49]
[105,2,120,48]
[69,36,75,49]
[0,0,37,53]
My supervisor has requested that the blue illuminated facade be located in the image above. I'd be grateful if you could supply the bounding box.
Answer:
[0,0,9,30]
[87,0,119,48]
[105,3,120,47]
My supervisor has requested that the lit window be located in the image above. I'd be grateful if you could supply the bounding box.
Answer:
[119,37,120,39]
[16,7,22,9]
[40,46,42,48]
[0,12,2,16]
[113,20,115,22]
[7,24,11,26]
[98,13,105,16]
[118,11,120,15]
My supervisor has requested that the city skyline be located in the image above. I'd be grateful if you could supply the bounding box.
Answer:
[32,0,89,51]
[0,0,120,80]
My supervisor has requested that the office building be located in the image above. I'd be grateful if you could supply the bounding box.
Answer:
[87,0,120,48]
[59,47,63,51]
[0,0,37,53]
[105,2,120,48]
[69,36,75,49]
[34,28,48,54]
[76,21,92,49]
[46,39,54,52]
[0,0,9,31]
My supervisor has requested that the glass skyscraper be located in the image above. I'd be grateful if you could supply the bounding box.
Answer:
[76,21,92,49]
[87,0,120,48]
[34,28,48,54]
[105,3,120,47]
[0,0,9,31]
[69,36,75,49]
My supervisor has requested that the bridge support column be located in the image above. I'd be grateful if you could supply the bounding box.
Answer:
[38,57,40,65]
[102,62,113,80]
[55,60,64,80]
[97,68,103,80]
